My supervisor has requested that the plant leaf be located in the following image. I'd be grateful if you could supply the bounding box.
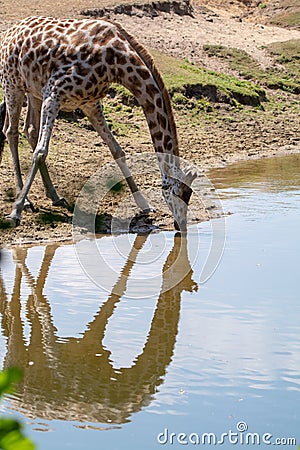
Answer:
[0,368,22,398]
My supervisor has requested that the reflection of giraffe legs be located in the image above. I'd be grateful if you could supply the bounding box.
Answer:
[2,236,150,374]
[83,234,150,343]
[0,250,28,368]
[13,245,60,367]
[13,243,60,296]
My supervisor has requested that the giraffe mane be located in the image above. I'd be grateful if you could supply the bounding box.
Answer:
[110,20,179,157]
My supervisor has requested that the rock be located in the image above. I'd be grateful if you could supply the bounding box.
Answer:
[81,0,194,19]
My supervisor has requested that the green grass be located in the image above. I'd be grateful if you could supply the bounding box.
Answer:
[203,45,261,79]
[268,39,300,61]
[267,39,300,81]
[265,40,300,93]
[0,215,12,230]
[203,43,300,94]
[270,11,300,29]
[35,210,69,225]
[152,49,265,106]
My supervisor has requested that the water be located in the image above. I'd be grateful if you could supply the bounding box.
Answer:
[0,153,299,449]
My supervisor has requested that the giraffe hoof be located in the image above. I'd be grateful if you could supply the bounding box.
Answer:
[24,198,35,213]
[53,197,69,209]
[141,206,156,214]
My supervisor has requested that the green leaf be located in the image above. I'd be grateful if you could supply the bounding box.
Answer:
[0,369,22,398]
[0,370,35,449]
[0,419,35,449]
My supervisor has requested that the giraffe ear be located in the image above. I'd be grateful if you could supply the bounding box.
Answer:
[157,153,172,176]
[182,167,197,186]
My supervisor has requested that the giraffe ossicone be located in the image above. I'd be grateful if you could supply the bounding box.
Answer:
[0,16,197,231]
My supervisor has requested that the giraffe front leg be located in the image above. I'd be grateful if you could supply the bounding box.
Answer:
[6,157,40,227]
[6,93,59,227]
[24,94,69,209]
[7,151,52,226]
[83,102,154,213]
[3,90,35,221]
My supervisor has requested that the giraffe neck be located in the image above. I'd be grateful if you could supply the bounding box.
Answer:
[109,22,179,163]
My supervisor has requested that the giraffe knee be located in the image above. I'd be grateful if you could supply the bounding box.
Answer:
[6,127,18,141]
[33,148,47,165]
[24,124,38,149]
[112,149,125,160]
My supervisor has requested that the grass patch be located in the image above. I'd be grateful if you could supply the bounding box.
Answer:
[203,44,300,94]
[172,92,213,112]
[266,40,300,93]
[35,210,69,225]
[0,215,12,230]
[203,45,260,79]
[101,96,140,136]
[268,39,300,62]
[151,49,266,106]
[269,10,300,29]
[267,39,300,81]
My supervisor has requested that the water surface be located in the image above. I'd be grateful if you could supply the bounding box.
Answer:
[0,153,299,449]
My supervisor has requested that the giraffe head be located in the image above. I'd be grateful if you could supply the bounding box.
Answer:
[160,156,197,232]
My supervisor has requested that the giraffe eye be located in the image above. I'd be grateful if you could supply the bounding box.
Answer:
[172,186,180,197]
[162,180,172,190]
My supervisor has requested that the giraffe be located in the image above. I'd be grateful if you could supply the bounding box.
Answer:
[0,16,197,231]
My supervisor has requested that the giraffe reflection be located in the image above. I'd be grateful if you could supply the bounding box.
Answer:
[0,234,197,424]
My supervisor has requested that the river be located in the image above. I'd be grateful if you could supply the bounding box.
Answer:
[0,153,299,449]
